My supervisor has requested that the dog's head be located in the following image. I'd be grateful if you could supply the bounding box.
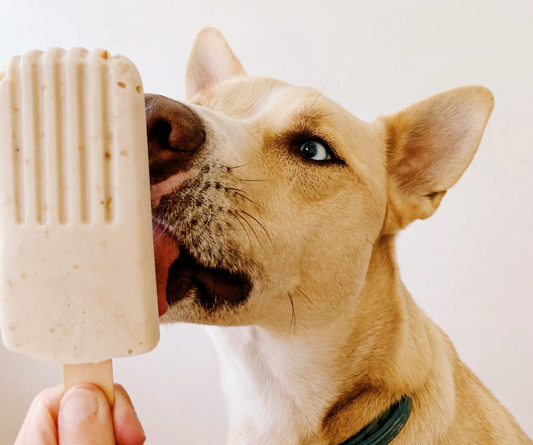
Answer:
[150,28,493,331]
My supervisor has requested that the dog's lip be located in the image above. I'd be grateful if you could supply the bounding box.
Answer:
[152,221,180,317]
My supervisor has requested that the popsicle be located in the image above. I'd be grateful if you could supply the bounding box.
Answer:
[0,48,159,402]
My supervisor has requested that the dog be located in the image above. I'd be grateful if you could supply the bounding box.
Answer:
[147,28,532,445]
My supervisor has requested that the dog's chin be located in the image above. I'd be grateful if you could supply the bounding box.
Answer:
[152,221,253,320]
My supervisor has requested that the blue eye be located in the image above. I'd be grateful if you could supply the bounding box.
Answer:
[299,140,332,161]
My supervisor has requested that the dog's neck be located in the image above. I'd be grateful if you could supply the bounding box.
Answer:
[210,236,456,445]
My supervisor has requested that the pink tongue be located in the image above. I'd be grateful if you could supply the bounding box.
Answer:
[153,224,180,317]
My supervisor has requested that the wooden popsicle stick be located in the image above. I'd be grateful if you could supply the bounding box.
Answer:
[63,359,115,406]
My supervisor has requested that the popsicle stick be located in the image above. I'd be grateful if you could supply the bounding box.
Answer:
[63,359,115,406]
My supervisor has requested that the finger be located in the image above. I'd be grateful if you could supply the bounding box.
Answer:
[15,386,64,445]
[113,384,146,445]
[41,385,64,424]
[58,384,115,445]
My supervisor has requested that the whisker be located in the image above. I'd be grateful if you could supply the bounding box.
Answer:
[315,111,343,119]
[237,211,260,244]
[198,210,214,235]
[241,210,272,244]
[310,74,330,109]
[296,287,319,310]
[152,219,169,242]
[227,161,251,170]
[236,178,269,183]
[216,220,230,252]
[234,192,263,211]
[365,238,377,249]
[287,292,296,336]
[226,188,264,211]
[228,209,252,247]
[225,187,246,192]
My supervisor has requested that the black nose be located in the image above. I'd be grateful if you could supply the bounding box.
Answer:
[145,94,206,184]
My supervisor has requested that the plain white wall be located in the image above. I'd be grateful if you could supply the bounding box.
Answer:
[0,0,532,443]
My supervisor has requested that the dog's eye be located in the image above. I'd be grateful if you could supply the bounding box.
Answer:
[299,140,332,161]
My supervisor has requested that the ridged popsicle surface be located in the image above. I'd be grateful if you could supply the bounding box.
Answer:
[0,49,159,364]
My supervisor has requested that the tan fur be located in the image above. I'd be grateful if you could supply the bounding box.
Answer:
[155,28,532,444]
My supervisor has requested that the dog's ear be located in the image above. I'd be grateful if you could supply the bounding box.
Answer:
[185,27,246,100]
[377,86,494,233]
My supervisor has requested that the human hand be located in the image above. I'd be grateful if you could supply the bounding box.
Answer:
[15,383,146,445]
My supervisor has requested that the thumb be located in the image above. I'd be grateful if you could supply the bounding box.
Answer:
[58,384,115,445]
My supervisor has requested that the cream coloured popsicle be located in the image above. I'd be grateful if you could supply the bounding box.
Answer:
[0,48,159,365]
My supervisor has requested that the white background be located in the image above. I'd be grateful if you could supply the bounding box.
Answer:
[0,0,532,443]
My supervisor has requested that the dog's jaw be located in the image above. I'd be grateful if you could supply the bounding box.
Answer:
[151,162,258,322]
[207,236,461,445]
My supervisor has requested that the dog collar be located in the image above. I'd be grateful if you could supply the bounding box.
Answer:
[338,396,412,445]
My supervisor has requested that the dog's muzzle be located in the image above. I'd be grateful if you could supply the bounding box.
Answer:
[145,94,205,316]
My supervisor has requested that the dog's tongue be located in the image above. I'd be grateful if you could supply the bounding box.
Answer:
[153,224,180,317]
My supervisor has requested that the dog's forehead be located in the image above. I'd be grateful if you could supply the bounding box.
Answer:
[197,77,347,121]
[246,82,381,161]
[192,77,286,116]
[195,76,384,174]
[225,79,350,121]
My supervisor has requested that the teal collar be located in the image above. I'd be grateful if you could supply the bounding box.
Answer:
[338,396,412,445]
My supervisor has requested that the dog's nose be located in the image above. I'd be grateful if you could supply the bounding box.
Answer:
[145,94,206,184]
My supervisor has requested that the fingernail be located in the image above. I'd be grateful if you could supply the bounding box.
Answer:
[61,389,99,424]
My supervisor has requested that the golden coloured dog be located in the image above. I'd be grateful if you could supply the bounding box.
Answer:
[147,28,532,445]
